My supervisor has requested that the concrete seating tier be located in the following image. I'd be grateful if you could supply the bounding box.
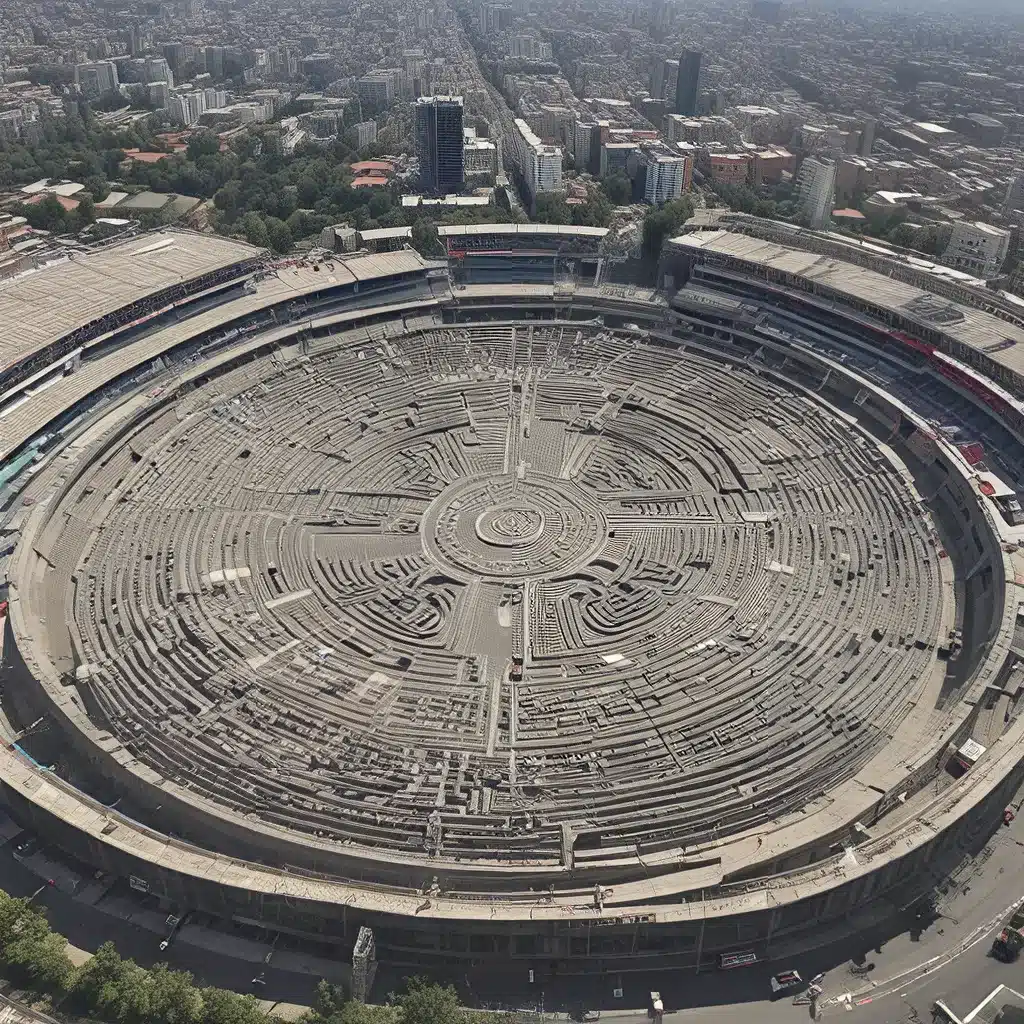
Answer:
[31,319,947,866]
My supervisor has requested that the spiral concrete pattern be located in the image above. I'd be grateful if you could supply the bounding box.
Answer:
[28,321,952,873]
[423,475,607,580]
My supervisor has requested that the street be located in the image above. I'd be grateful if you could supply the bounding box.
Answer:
[2,801,1024,1023]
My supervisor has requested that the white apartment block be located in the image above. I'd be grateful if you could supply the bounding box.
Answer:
[643,153,687,205]
[796,157,837,229]
[168,90,207,126]
[355,120,378,147]
[511,117,562,204]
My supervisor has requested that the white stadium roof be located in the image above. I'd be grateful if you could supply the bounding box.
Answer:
[0,230,262,374]
[436,223,608,238]
[671,230,1024,380]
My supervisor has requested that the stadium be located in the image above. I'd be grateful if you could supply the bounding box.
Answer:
[1,221,1023,981]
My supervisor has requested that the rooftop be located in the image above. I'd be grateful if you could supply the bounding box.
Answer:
[913,121,956,135]
[350,160,395,174]
[669,229,1024,380]
[436,223,608,238]
[359,226,413,240]
[0,230,261,375]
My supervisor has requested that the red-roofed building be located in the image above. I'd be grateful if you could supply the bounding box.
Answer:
[156,132,190,154]
[351,160,395,175]
[831,208,866,221]
[23,193,80,211]
[352,175,390,188]
[122,149,172,164]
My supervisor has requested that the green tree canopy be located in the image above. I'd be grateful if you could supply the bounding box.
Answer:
[397,978,462,1024]
[264,216,294,254]
[601,172,632,205]
[642,194,694,259]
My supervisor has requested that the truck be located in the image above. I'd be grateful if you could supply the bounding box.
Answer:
[991,909,1024,962]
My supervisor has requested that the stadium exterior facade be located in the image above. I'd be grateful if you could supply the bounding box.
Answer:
[1,226,1023,975]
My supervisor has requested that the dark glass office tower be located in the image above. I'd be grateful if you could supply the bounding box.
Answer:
[415,96,465,194]
[675,49,702,116]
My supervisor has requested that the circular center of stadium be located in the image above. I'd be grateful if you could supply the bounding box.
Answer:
[14,320,950,869]
[423,475,607,580]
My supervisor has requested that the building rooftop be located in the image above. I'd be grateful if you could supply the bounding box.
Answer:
[116,191,172,211]
[669,229,1024,379]
[913,121,956,136]
[359,226,413,241]
[23,193,79,212]
[0,230,261,375]
[350,160,395,174]
[436,223,608,238]
[415,94,463,105]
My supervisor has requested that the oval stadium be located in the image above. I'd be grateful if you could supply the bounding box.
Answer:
[1,219,1024,981]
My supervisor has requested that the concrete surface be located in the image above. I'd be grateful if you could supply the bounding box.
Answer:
[2,790,1024,1024]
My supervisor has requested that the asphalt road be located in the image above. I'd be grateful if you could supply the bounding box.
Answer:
[837,940,1022,1023]
[0,844,324,1008]
[3,802,1023,1023]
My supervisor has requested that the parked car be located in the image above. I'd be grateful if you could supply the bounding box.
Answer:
[770,970,806,999]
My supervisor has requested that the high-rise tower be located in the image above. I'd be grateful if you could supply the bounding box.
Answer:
[415,96,465,195]
[675,49,702,116]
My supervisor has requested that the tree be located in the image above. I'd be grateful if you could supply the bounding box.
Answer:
[84,174,110,201]
[887,221,917,249]
[0,892,74,991]
[70,941,134,1015]
[18,195,69,232]
[534,193,571,224]
[146,962,204,1024]
[239,211,271,249]
[264,216,294,254]
[641,194,695,259]
[397,977,462,1024]
[411,218,442,258]
[297,175,321,207]
[570,190,612,228]
[662,195,694,227]
[306,980,399,1024]
[916,222,952,257]
[90,91,131,113]
[187,132,221,162]
[3,926,74,990]
[200,987,274,1024]
[77,193,97,225]
[0,891,35,944]
[601,172,632,205]
[309,979,348,1022]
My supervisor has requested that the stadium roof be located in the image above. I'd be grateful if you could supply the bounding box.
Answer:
[670,230,1024,379]
[436,223,608,239]
[0,230,262,375]
[359,226,413,241]
[0,248,442,462]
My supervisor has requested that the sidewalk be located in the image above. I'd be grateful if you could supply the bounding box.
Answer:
[4,792,1023,1022]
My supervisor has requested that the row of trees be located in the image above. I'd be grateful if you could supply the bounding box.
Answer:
[15,193,98,235]
[0,888,489,1024]
[705,179,806,224]
[881,219,952,256]
[641,195,696,259]
[0,107,515,256]
[534,188,615,229]
[0,889,269,1024]
[308,977,496,1024]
